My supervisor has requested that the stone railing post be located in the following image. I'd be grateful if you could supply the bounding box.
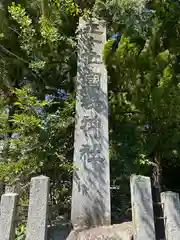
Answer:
[130,175,156,240]
[0,193,19,240]
[25,176,50,240]
[161,191,180,239]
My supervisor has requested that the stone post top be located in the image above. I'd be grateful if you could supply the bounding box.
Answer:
[2,193,19,197]
[31,175,49,180]
[79,17,106,26]
[130,174,150,180]
[161,191,179,196]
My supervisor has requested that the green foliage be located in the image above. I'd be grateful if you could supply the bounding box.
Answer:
[8,2,36,54]
[101,0,180,190]
[0,85,74,184]
[94,0,147,15]
[0,0,80,221]
[15,225,26,240]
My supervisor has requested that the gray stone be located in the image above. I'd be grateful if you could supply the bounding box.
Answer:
[66,230,79,240]
[0,193,19,240]
[161,191,180,239]
[26,176,50,240]
[71,17,110,230]
[130,174,156,240]
[66,222,133,240]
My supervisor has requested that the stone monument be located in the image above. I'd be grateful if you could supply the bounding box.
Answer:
[71,17,110,230]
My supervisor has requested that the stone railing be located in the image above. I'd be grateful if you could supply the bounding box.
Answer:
[0,174,180,240]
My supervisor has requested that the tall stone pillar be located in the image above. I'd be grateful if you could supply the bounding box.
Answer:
[71,17,110,230]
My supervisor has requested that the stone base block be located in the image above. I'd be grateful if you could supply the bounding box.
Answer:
[66,222,133,240]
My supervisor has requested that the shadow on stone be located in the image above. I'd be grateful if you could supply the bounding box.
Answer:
[71,17,110,230]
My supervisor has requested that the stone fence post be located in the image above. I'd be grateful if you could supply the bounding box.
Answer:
[130,174,156,240]
[25,176,50,240]
[161,191,180,239]
[0,193,19,240]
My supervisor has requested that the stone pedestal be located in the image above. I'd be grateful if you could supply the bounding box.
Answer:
[66,222,133,240]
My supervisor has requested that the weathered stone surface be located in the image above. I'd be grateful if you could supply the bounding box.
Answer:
[66,230,79,240]
[0,193,19,240]
[161,191,180,240]
[66,222,133,240]
[26,176,50,240]
[71,17,110,230]
[130,174,156,240]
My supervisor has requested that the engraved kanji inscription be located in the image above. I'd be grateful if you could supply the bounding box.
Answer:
[80,143,105,163]
[80,114,101,139]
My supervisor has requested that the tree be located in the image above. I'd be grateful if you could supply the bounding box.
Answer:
[96,0,180,236]
[0,1,82,228]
